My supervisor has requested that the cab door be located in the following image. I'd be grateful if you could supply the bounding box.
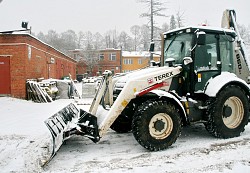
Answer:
[194,34,221,92]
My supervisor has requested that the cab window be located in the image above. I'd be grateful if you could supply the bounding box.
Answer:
[220,35,234,72]
[195,34,218,71]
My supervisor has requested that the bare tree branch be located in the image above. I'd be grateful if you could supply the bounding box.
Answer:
[138,0,168,41]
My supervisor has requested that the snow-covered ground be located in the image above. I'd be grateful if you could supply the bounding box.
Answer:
[0,92,250,172]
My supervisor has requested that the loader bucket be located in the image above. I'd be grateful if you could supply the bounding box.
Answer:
[43,103,79,166]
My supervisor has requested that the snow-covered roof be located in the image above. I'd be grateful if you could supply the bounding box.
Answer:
[122,51,160,58]
[0,32,76,62]
[100,48,121,51]
[163,25,236,37]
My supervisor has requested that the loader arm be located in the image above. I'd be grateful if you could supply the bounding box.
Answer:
[89,70,113,115]
[75,66,182,141]
[97,66,182,137]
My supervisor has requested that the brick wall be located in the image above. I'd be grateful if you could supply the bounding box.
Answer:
[97,49,122,75]
[0,34,77,98]
[76,49,122,76]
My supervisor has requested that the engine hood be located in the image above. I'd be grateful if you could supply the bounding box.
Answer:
[114,66,181,91]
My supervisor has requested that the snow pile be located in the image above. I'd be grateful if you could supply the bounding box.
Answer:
[0,97,75,172]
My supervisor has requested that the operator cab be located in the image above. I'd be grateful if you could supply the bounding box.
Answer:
[162,26,236,96]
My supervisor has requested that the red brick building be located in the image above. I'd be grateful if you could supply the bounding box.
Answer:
[0,33,77,99]
[71,48,122,77]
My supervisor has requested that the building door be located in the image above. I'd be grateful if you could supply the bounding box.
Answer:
[56,60,63,79]
[0,56,11,94]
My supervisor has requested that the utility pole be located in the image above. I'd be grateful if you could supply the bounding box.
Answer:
[150,0,154,42]
[138,0,167,61]
[150,0,154,61]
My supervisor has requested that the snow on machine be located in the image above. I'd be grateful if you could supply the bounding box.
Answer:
[43,9,250,165]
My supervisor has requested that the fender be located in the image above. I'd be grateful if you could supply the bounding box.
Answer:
[204,72,250,97]
[149,90,188,122]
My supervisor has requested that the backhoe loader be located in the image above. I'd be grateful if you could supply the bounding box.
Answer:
[43,9,250,165]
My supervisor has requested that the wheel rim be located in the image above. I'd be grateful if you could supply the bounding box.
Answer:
[222,96,244,129]
[149,113,173,139]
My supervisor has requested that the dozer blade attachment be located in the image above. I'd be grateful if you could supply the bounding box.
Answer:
[43,103,79,166]
[77,109,100,143]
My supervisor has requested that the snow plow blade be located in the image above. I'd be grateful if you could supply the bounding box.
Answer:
[43,103,79,166]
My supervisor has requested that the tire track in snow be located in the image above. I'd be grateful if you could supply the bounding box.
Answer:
[78,138,250,173]
[42,124,250,173]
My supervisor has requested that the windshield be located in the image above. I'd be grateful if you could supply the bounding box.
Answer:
[164,33,193,65]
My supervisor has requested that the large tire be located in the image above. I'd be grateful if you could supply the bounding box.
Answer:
[132,100,181,151]
[205,85,249,138]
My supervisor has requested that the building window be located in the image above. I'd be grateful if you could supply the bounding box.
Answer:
[138,59,142,64]
[109,53,116,61]
[99,53,104,61]
[124,59,133,64]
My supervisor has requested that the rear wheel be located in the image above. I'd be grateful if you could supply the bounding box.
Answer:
[132,100,181,151]
[205,85,249,138]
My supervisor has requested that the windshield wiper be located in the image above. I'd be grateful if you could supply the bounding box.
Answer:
[165,34,177,53]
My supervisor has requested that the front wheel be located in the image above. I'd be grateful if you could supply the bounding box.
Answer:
[132,100,181,151]
[205,85,249,138]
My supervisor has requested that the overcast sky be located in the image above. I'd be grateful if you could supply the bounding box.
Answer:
[0,0,249,35]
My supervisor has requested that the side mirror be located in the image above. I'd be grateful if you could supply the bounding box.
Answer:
[150,60,161,67]
[196,31,206,45]
[165,58,175,67]
[183,57,193,66]
[149,42,155,52]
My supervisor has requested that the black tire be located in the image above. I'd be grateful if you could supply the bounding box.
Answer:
[110,102,134,133]
[132,100,181,151]
[205,85,249,138]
